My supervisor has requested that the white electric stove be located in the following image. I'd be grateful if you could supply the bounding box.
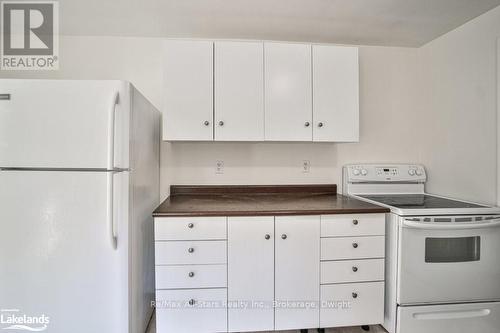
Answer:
[343,164,500,333]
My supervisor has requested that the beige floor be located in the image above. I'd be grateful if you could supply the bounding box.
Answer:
[146,313,388,333]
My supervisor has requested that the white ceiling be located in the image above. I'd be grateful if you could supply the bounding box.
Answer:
[60,0,500,47]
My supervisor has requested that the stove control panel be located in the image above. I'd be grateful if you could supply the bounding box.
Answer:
[345,164,426,183]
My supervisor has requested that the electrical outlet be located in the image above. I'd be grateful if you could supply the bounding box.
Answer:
[302,160,310,173]
[216,160,224,174]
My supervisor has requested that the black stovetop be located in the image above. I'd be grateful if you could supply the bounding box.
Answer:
[358,194,487,209]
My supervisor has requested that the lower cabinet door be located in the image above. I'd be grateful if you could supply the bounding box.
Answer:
[320,281,384,328]
[275,215,320,330]
[156,288,227,333]
[228,216,275,332]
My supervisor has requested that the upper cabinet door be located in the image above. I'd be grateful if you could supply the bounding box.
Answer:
[275,215,320,330]
[163,40,213,141]
[313,45,359,142]
[264,43,312,141]
[215,42,264,141]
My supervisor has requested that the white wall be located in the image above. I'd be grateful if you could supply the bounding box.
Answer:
[0,38,421,200]
[161,46,421,199]
[418,5,500,205]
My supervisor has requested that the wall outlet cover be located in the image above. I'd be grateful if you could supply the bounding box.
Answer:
[216,160,224,174]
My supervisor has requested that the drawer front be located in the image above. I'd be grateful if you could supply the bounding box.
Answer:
[156,288,227,333]
[155,217,227,240]
[155,241,227,265]
[321,214,385,237]
[397,302,500,333]
[321,236,384,260]
[156,264,227,289]
[321,259,384,284]
[320,282,384,327]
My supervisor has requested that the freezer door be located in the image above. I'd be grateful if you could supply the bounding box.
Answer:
[0,170,129,333]
[0,80,130,169]
[397,302,500,333]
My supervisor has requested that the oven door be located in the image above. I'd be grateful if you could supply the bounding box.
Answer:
[397,218,500,305]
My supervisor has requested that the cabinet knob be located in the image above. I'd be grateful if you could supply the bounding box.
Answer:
[218,121,224,126]
[188,271,195,278]
[305,121,310,127]
[352,292,358,299]
[188,299,196,306]
[352,266,358,272]
[188,223,194,229]
[318,122,324,128]
[281,234,287,240]
[352,242,358,249]
[353,219,359,225]
[188,247,195,253]
[265,234,271,240]
[204,121,210,126]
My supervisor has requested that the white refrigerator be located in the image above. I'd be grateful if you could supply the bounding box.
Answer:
[0,79,160,333]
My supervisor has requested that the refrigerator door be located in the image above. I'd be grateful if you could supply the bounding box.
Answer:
[0,79,130,169]
[0,170,129,333]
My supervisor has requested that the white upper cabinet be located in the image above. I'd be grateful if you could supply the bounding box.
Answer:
[163,40,214,141]
[264,43,313,141]
[161,40,359,142]
[313,45,359,142]
[215,41,265,141]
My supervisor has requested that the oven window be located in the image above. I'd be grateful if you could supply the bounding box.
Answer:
[425,237,480,263]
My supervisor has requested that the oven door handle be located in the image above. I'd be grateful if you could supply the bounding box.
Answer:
[402,219,500,230]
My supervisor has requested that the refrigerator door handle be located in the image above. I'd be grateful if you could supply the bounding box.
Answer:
[107,92,120,170]
[107,172,118,249]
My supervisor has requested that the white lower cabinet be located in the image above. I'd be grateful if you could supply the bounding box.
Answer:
[321,236,385,261]
[321,259,385,284]
[156,288,227,333]
[275,216,320,330]
[155,240,227,265]
[227,216,275,332]
[154,213,385,332]
[319,214,385,329]
[320,282,384,327]
[156,264,227,289]
[227,216,320,332]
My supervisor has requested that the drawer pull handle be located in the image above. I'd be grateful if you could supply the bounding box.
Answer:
[204,120,210,126]
[304,121,310,127]
[353,219,359,225]
[265,234,271,240]
[352,292,358,299]
[352,242,358,249]
[188,223,194,229]
[281,234,287,240]
[352,266,358,272]
[188,299,196,306]
[188,247,195,253]
[188,271,195,278]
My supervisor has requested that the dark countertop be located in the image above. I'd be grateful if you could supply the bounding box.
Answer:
[153,185,389,217]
